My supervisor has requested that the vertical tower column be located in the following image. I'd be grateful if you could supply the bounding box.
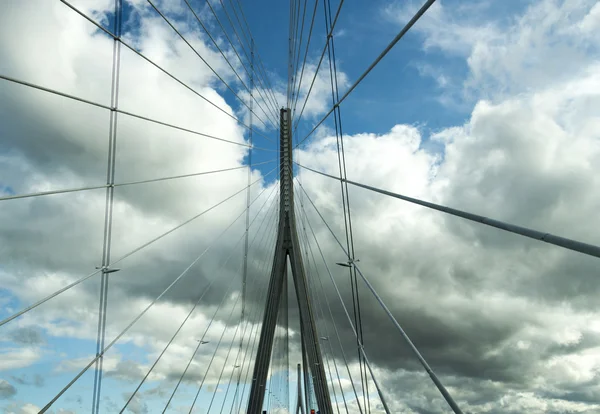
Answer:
[246,109,333,413]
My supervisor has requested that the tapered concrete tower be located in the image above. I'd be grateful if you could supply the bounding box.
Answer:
[246,109,333,413]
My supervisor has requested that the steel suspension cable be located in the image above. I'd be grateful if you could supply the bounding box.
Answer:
[120,182,279,412]
[298,193,390,413]
[291,0,320,121]
[161,190,279,412]
[0,74,276,152]
[57,0,276,144]
[145,0,277,135]
[296,0,437,148]
[297,162,600,259]
[231,0,282,109]
[0,161,276,203]
[0,166,277,328]
[295,178,463,414]
[321,0,370,409]
[190,0,280,125]
[292,0,345,132]
[92,0,123,411]
[225,0,282,114]
[213,0,282,119]
[182,0,279,128]
[188,222,278,414]
[234,203,282,412]
[224,0,282,113]
[39,175,277,413]
[294,207,346,414]
[290,0,305,111]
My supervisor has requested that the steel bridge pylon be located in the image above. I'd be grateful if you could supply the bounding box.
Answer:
[246,108,333,414]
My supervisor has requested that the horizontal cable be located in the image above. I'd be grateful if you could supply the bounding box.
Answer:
[0,166,277,328]
[0,184,107,202]
[295,177,463,414]
[297,162,600,259]
[0,74,276,152]
[58,0,276,144]
[296,0,437,147]
[0,160,276,202]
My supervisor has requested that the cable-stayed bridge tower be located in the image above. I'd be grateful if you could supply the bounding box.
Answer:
[246,108,333,413]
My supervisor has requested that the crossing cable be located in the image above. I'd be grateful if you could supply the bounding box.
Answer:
[295,205,348,414]
[225,0,281,113]
[235,205,285,411]
[202,284,253,412]
[213,0,277,106]
[295,207,346,414]
[295,178,463,414]
[187,217,278,413]
[38,172,276,413]
[145,0,278,136]
[0,74,276,152]
[321,0,370,410]
[216,0,282,117]
[291,0,320,121]
[290,0,305,110]
[119,182,279,412]
[161,190,279,412]
[296,0,437,148]
[297,192,391,413]
[231,0,283,109]
[0,166,277,328]
[213,0,281,120]
[292,0,345,131]
[236,35,255,414]
[220,200,279,414]
[292,0,309,104]
[233,204,282,412]
[287,0,295,108]
[183,0,279,127]
[57,0,276,144]
[297,163,600,259]
[295,157,342,413]
[0,161,276,202]
[91,0,123,411]
[188,0,280,125]
[230,195,281,412]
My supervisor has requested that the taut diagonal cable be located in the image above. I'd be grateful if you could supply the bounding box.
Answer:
[146,0,277,134]
[296,0,437,147]
[161,189,279,412]
[119,183,279,412]
[295,178,463,414]
[297,162,600,259]
[57,0,276,144]
[0,167,277,328]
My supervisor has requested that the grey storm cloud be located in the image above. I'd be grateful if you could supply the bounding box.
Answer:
[8,327,45,346]
[0,380,17,399]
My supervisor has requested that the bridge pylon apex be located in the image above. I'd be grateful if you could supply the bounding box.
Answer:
[246,108,333,414]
